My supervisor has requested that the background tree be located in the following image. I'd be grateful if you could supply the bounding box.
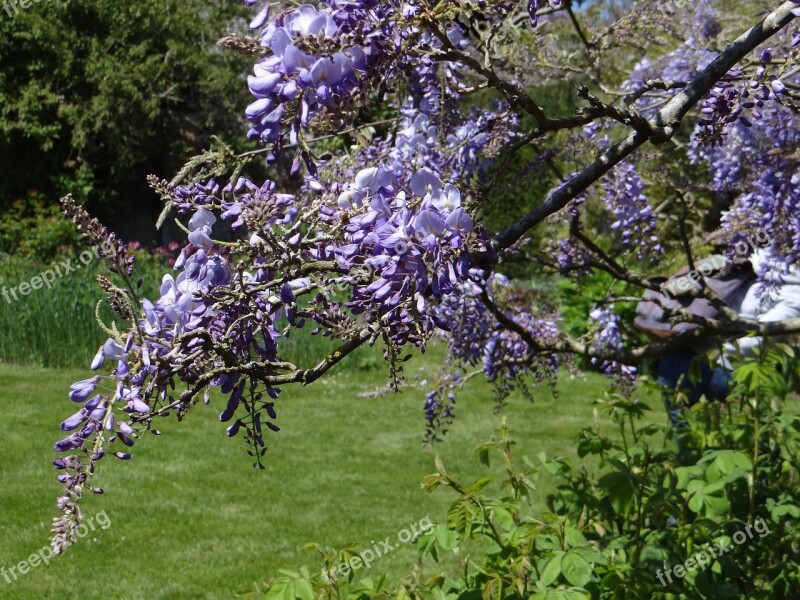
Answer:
[0,0,256,243]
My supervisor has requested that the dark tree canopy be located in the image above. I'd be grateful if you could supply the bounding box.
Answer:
[0,0,254,239]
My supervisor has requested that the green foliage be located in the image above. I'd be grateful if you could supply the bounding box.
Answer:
[0,248,167,367]
[0,246,382,370]
[249,347,800,599]
[0,193,80,260]
[0,0,252,216]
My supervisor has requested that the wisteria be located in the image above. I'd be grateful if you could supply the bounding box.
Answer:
[423,274,566,438]
[622,0,721,116]
[241,0,509,160]
[244,0,392,155]
[589,305,637,398]
[689,25,800,277]
[49,0,800,554]
[599,161,663,261]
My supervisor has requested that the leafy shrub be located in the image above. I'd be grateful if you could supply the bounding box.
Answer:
[246,346,800,599]
[0,194,80,260]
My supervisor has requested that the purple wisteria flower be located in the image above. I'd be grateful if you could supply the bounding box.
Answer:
[243,1,394,156]
[589,305,637,397]
[600,161,663,261]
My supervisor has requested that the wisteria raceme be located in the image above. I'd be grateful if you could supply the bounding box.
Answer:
[547,123,661,269]
[53,193,291,553]
[423,274,565,438]
[445,104,517,183]
[243,0,461,159]
[421,367,462,443]
[686,26,800,277]
[588,305,637,398]
[349,99,516,189]
[692,64,785,148]
[551,237,592,275]
[245,1,386,147]
[623,46,718,118]
[241,0,525,164]
[330,165,487,346]
[545,172,592,276]
[599,161,663,261]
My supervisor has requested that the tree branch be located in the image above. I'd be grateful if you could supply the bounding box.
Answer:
[486,2,799,258]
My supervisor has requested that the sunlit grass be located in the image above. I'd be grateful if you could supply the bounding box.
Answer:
[0,352,662,599]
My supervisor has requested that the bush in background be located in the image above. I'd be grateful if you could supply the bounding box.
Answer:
[0,193,80,260]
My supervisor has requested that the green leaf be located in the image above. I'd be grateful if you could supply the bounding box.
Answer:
[467,477,492,495]
[688,492,705,514]
[570,545,608,565]
[535,534,561,551]
[704,450,753,479]
[597,471,635,514]
[477,445,490,467]
[264,580,294,600]
[492,507,516,531]
[294,579,314,600]
[563,526,588,548]
[435,454,448,477]
[417,529,439,562]
[448,497,475,537]
[771,504,800,519]
[436,525,460,551]
[687,480,730,516]
[561,551,592,587]
[539,552,564,587]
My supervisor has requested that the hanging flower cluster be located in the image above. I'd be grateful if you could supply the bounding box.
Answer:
[588,305,637,398]
[328,165,487,345]
[687,27,800,273]
[422,274,565,439]
[245,1,392,154]
[600,161,663,261]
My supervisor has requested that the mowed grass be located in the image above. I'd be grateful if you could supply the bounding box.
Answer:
[0,350,663,599]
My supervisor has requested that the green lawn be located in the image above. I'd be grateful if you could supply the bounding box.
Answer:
[0,350,660,599]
